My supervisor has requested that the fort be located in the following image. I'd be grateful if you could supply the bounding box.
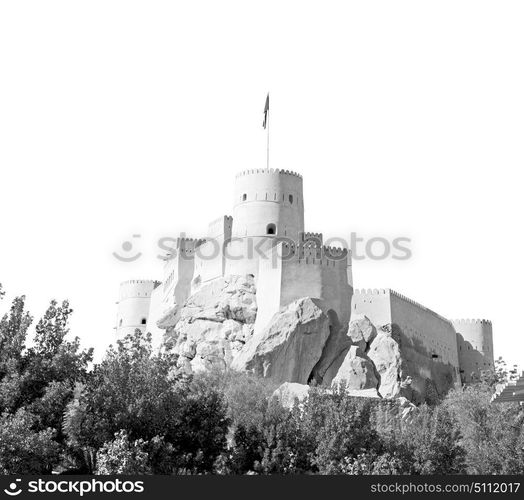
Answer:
[116,167,494,392]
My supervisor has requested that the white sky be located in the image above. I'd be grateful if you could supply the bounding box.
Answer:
[1,1,523,368]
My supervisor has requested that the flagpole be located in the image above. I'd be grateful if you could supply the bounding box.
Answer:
[263,93,270,169]
[266,108,269,169]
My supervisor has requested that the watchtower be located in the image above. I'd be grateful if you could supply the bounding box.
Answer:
[115,280,160,339]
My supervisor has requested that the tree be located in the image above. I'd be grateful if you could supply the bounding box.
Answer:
[0,295,32,382]
[4,300,93,433]
[95,430,150,474]
[0,409,59,474]
[0,293,93,473]
[305,388,381,474]
[444,383,524,474]
[406,405,465,474]
[64,330,230,473]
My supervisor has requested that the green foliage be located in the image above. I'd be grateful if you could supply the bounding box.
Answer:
[444,383,524,474]
[402,405,465,474]
[0,289,93,472]
[0,409,59,474]
[95,430,150,474]
[64,330,230,474]
[0,295,32,377]
[306,389,380,474]
[0,282,522,475]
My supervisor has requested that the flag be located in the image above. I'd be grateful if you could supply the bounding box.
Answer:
[263,93,269,129]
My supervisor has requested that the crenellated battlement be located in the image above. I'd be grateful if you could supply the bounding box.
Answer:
[301,231,323,242]
[354,288,390,295]
[323,245,348,258]
[120,279,161,286]
[354,288,453,325]
[235,168,303,179]
[452,318,492,325]
[178,237,207,246]
[277,240,348,262]
[118,279,161,301]
[167,237,207,250]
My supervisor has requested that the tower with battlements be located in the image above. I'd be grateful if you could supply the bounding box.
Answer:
[115,280,161,340]
[452,319,494,383]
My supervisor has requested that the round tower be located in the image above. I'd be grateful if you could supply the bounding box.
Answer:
[225,168,305,278]
[452,319,494,383]
[115,280,160,340]
[232,168,304,241]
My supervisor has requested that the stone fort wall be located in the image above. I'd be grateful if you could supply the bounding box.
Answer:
[352,289,461,399]
[163,237,205,312]
[452,319,494,383]
[255,241,353,334]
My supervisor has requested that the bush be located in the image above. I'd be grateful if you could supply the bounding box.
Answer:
[96,430,150,474]
[444,383,524,474]
[0,409,59,474]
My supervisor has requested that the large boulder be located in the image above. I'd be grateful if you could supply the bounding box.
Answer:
[156,305,178,329]
[165,275,257,374]
[319,314,377,386]
[331,345,379,391]
[347,314,377,350]
[232,298,331,384]
[309,323,352,386]
[180,274,257,324]
[367,324,403,398]
[272,382,311,409]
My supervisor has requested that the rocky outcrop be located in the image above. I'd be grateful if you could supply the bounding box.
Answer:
[156,305,178,329]
[165,275,257,373]
[328,316,380,392]
[163,281,436,404]
[347,314,377,350]
[367,324,403,398]
[331,345,379,391]
[232,298,331,384]
[272,382,311,409]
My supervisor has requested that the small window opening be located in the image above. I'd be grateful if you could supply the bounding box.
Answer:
[141,317,147,325]
[289,194,293,204]
[242,193,247,201]
[266,223,276,235]
[119,319,123,327]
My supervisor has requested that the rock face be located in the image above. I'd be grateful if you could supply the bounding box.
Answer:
[329,318,405,399]
[347,314,377,349]
[331,345,379,391]
[163,279,444,404]
[165,275,257,373]
[156,305,178,329]
[232,298,331,384]
[367,324,404,398]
